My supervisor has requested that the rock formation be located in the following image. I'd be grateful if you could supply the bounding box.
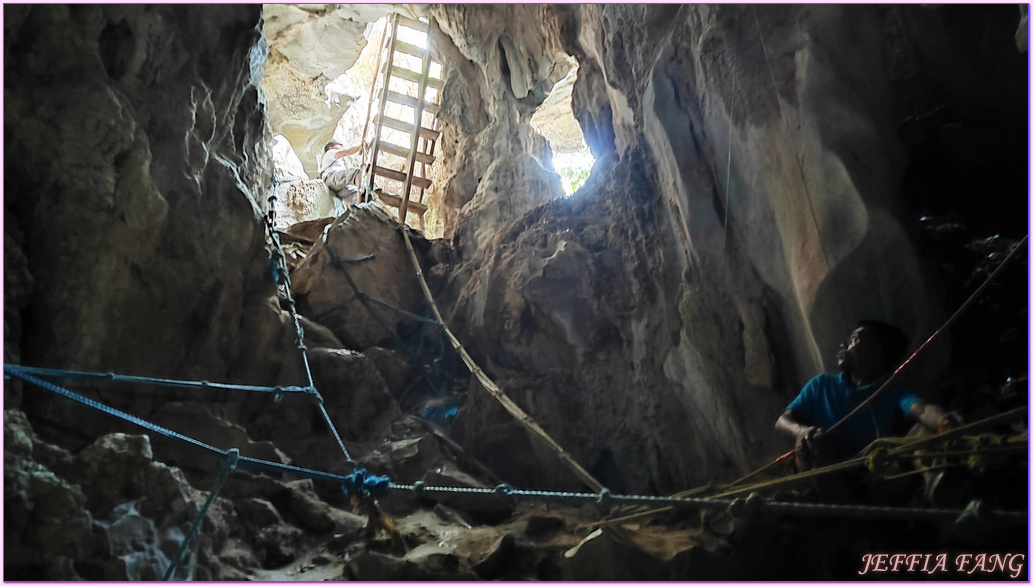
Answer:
[4,4,1026,581]
[260,4,392,178]
[424,4,1027,494]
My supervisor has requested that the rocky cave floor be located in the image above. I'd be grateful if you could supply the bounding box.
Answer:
[7,207,1028,582]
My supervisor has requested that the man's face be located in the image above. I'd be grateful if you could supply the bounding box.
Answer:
[837,327,884,375]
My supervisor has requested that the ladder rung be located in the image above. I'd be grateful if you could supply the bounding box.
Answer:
[396,15,428,32]
[379,142,436,165]
[380,117,441,142]
[393,40,426,57]
[389,67,443,89]
[420,126,441,142]
[381,116,416,134]
[390,67,422,84]
[374,166,432,189]
[386,90,439,115]
[374,189,428,213]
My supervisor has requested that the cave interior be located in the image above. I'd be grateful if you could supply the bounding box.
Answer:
[3,4,1029,581]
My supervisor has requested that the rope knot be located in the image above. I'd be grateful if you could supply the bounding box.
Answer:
[223,448,240,472]
[728,497,748,520]
[412,480,426,498]
[744,492,764,516]
[341,468,392,497]
[865,446,891,474]
[494,483,514,501]
[596,488,612,511]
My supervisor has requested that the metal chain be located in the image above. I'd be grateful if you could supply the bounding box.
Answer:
[10,367,1025,527]
[265,179,355,466]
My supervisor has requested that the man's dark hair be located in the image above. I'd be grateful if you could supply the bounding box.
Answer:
[323,141,343,153]
[857,320,909,372]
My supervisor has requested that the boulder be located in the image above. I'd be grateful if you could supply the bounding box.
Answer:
[4,411,93,579]
[284,478,366,534]
[473,533,516,578]
[347,548,478,581]
[273,178,337,230]
[93,499,187,580]
[379,435,446,483]
[363,346,414,401]
[309,347,400,440]
[234,497,285,530]
[291,204,427,350]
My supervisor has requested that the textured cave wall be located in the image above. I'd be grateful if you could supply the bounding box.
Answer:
[261,4,391,179]
[1,4,1025,580]
[424,5,1025,493]
[2,5,307,578]
[427,5,570,250]
[2,3,325,473]
[4,5,279,386]
[3,0,1023,513]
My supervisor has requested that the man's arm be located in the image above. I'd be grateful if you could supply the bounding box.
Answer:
[776,409,827,450]
[910,401,963,431]
[775,409,812,441]
[336,145,361,158]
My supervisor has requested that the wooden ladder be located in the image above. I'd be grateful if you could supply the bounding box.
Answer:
[360,14,442,231]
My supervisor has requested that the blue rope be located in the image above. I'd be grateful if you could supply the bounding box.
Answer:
[10,365,1025,526]
[163,449,239,581]
[264,185,354,466]
[3,364,309,399]
[330,256,451,399]
[341,468,392,497]
[313,397,356,466]
[6,366,225,460]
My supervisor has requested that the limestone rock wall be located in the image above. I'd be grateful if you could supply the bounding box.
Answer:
[5,5,279,385]
[425,5,1024,492]
[3,8,318,574]
[261,4,392,178]
[427,5,569,246]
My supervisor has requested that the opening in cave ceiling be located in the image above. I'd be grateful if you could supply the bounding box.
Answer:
[263,5,591,237]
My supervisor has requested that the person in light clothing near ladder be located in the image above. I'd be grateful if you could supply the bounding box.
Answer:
[320,141,362,214]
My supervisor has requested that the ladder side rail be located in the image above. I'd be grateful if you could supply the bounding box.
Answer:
[357,16,392,202]
[366,14,402,199]
[399,34,433,225]
[415,112,441,205]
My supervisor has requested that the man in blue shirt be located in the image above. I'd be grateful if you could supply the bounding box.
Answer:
[776,320,961,470]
